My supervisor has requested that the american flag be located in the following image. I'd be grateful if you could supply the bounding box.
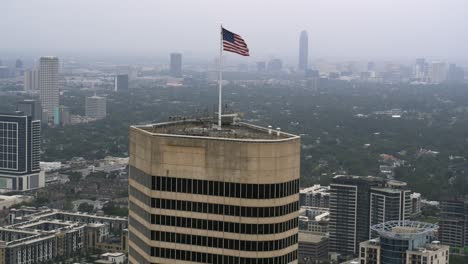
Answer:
[222,27,250,56]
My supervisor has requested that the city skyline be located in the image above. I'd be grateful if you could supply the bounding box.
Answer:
[2,0,468,61]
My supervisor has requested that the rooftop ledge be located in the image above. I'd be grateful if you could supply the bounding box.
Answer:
[131,119,300,142]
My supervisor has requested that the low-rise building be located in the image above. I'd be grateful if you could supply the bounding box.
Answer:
[298,231,328,264]
[0,207,128,264]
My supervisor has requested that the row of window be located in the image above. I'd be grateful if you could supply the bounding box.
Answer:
[151,247,298,264]
[130,166,300,199]
[152,176,299,199]
[130,184,299,218]
[152,231,298,252]
[152,214,298,235]
[152,197,299,218]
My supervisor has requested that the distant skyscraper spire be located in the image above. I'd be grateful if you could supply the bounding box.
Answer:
[299,30,308,71]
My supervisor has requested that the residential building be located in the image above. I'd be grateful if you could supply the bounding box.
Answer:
[170,53,182,77]
[2,207,128,264]
[369,180,412,228]
[329,176,410,257]
[0,112,42,191]
[299,207,329,234]
[128,118,300,264]
[86,95,107,120]
[300,184,330,208]
[438,198,468,250]
[39,56,59,124]
[114,74,129,91]
[411,193,422,215]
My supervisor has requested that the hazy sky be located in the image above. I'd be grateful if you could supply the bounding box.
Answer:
[2,0,468,61]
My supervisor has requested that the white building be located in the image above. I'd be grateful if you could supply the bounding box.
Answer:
[85,95,107,120]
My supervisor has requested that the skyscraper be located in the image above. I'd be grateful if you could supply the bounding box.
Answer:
[170,53,182,77]
[114,74,129,92]
[329,175,410,257]
[39,56,60,123]
[0,112,42,191]
[128,119,300,264]
[85,95,107,120]
[24,69,39,91]
[298,30,308,71]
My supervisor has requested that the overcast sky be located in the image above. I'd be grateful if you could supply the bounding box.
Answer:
[2,0,468,62]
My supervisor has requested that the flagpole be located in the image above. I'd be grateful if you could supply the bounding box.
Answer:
[218,24,223,129]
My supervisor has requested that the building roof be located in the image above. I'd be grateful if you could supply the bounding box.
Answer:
[132,119,299,142]
[371,220,438,239]
[298,231,327,243]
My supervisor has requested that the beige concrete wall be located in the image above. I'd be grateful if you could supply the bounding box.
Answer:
[129,127,300,184]
[128,125,301,264]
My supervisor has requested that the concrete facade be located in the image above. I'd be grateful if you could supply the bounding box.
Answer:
[128,120,301,264]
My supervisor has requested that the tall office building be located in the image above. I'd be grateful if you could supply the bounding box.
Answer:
[39,56,60,123]
[170,53,182,77]
[298,30,308,71]
[0,112,42,191]
[114,74,129,92]
[17,100,41,121]
[24,69,39,91]
[128,119,300,264]
[85,96,107,120]
[329,176,410,257]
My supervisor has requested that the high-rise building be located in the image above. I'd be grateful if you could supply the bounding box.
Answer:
[329,176,410,257]
[429,61,447,84]
[298,30,308,71]
[24,69,39,91]
[438,198,468,250]
[39,56,60,123]
[114,74,129,92]
[85,96,107,120]
[369,181,411,228]
[128,119,300,264]
[17,100,41,121]
[170,53,182,77]
[0,112,42,191]
[359,221,449,264]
